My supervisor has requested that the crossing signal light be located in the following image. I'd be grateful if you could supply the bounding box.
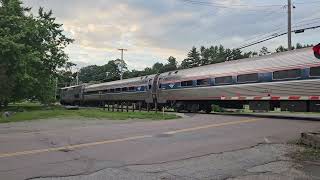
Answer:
[313,44,320,59]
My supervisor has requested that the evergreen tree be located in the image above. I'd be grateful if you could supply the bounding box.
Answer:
[181,47,201,68]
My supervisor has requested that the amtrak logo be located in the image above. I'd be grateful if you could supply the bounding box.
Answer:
[169,83,175,88]
[137,87,141,91]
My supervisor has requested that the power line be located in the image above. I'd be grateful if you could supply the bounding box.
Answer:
[237,17,320,49]
[179,0,287,12]
[236,25,320,50]
[181,0,284,8]
[294,17,320,26]
[294,1,320,5]
[237,14,320,48]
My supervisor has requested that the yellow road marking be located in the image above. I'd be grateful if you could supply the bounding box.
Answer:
[0,118,259,158]
[164,119,259,135]
[0,135,151,158]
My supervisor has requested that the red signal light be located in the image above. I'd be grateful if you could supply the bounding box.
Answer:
[313,44,320,59]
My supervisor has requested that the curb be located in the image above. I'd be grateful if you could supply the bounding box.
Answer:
[211,112,320,121]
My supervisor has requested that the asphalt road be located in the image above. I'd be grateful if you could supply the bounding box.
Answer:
[0,114,319,180]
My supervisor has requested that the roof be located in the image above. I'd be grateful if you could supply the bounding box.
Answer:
[159,47,319,81]
[85,74,156,92]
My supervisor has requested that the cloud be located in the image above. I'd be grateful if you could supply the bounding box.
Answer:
[23,0,318,70]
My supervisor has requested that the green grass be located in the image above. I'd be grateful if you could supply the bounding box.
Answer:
[290,144,320,162]
[0,103,179,123]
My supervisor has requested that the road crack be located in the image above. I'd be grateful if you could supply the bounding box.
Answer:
[26,143,286,180]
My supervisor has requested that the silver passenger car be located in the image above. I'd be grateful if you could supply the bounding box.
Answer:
[61,47,320,112]
[83,75,158,105]
[156,48,320,112]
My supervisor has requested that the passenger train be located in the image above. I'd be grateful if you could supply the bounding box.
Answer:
[60,45,320,112]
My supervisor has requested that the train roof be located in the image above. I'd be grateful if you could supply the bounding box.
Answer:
[85,74,157,92]
[60,84,84,90]
[159,47,319,81]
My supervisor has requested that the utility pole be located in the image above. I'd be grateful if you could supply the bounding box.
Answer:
[54,77,58,101]
[76,68,79,85]
[288,0,292,51]
[117,48,127,80]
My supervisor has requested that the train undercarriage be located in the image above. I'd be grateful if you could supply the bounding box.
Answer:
[62,100,320,113]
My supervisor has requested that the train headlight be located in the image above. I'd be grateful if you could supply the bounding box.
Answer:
[313,43,320,59]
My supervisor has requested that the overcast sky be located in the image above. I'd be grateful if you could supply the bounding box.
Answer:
[23,0,320,70]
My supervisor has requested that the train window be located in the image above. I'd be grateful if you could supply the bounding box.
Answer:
[181,80,193,87]
[122,87,128,92]
[273,69,301,80]
[196,79,209,86]
[85,91,98,95]
[310,66,320,77]
[74,94,80,98]
[110,89,115,93]
[237,73,259,83]
[215,76,233,85]
[115,88,121,92]
[128,87,135,91]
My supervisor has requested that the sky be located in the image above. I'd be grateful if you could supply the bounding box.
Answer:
[23,0,320,70]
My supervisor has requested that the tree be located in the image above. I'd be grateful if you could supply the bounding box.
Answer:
[275,45,287,53]
[200,46,210,65]
[152,62,164,73]
[296,43,303,49]
[78,60,123,83]
[0,0,73,104]
[114,58,128,80]
[259,46,271,56]
[181,47,201,69]
[162,56,178,72]
[0,64,13,107]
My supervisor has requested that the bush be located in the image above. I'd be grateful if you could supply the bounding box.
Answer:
[212,105,223,112]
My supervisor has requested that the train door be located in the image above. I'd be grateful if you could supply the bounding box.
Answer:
[146,75,160,104]
[152,74,160,110]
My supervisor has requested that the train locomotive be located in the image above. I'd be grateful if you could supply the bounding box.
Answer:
[61,45,320,113]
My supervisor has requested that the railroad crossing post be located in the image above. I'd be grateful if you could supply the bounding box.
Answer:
[121,102,124,112]
[132,103,135,112]
[126,103,129,112]
[155,101,158,113]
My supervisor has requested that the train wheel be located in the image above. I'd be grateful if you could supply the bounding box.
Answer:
[174,102,184,113]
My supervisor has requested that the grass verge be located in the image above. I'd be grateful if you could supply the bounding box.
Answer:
[288,139,320,162]
[291,145,320,162]
[0,103,179,123]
